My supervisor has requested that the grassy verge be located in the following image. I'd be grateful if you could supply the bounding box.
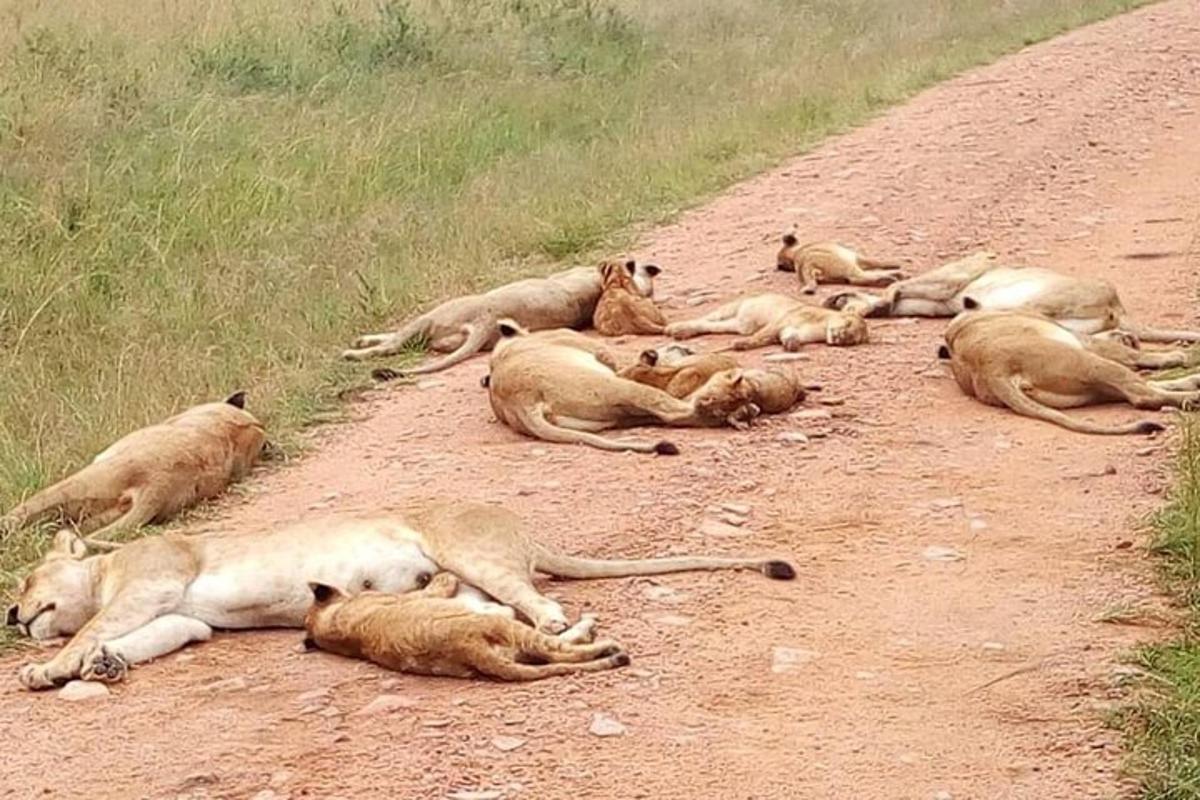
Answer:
[1122,418,1200,798]
[0,0,1154,605]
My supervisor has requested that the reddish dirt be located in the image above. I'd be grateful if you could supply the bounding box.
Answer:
[5,3,1200,798]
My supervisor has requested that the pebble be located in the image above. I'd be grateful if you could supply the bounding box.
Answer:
[763,352,809,362]
[719,513,746,527]
[643,584,682,602]
[921,546,964,562]
[250,791,282,800]
[817,397,846,406]
[352,694,417,716]
[447,791,503,800]
[491,736,526,752]
[422,718,453,728]
[929,497,963,511]
[771,646,818,673]
[981,641,1006,652]
[790,409,832,421]
[720,502,751,516]
[776,432,810,446]
[296,688,330,705]
[58,680,110,701]
[416,380,446,390]
[855,671,877,681]
[589,712,627,737]
[530,448,548,457]
[202,676,248,692]
[699,519,744,538]
[934,792,953,800]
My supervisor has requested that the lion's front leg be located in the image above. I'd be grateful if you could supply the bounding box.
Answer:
[81,614,214,684]
[18,582,186,691]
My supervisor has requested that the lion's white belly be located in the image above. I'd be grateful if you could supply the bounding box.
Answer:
[180,537,436,629]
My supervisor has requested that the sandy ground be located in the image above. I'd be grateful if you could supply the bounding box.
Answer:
[4,2,1200,798]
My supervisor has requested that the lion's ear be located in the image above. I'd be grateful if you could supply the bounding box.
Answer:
[624,260,636,276]
[639,349,658,366]
[937,344,951,360]
[50,529,87,560]
[644,264,661,277]
[224,391,247,409]
[308,583,344,605]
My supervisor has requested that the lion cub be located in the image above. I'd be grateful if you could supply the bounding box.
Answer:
[617,347,740,397]
[593,259,668,336]
[303,573,629,681]
[666,293,869,350]
[776,228,904,294]
[1,393,265,541]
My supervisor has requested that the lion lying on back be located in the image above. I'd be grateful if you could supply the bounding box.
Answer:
[304,574,629,682]
[7,500,794,689]
[0,393,265,541]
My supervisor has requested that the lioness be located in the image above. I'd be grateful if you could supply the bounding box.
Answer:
[776,229,905,294]
[7,500,794,689]
[342,261,661,374]
[826,251,1200,342]
[303,574,629,682]
[593,259,668,336]
[665,293,869,350]
[0,393,264,541]
[486,321,756,453]
[939,310,1200,435]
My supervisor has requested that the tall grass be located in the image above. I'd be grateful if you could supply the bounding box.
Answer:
[1122,418,1200,798]
[0,0,1152,591]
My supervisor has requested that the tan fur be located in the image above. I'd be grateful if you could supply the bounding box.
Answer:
[617,348,740,398]
[7,501,794,689]
[665,293,869,351]
[593,260,668,336]
[621,352,806,423]
[303,574,628,681]
[941,310,1200,435]
[776,229,905,294]
[342,261,660,373]
[0,394,264,542]
[485,321,756,453]
[826,251,1200,342]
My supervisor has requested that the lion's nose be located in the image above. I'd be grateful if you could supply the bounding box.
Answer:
[5,605,18,627]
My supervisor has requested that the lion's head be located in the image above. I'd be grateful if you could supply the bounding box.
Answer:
[598,259,660,298]
[5,530,100,641]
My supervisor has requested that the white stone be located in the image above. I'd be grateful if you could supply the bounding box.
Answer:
[922,546,964,562]
[58,680,110,701]
[491,735,526,752]
[589,712,627,737]
[352,694,417,716]
[771,647,818,673]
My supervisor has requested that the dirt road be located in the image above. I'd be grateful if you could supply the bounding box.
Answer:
[4,2,1200,798]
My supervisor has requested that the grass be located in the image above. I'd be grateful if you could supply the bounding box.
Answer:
[0,0,1156,619]
[1121,418,1200,798]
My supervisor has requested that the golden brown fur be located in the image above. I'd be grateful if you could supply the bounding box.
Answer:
[776,229,904,294]
[342,261,661,374]
[303,573,628,681]
[486,321,756,453]
[0,393,264,542]
[940,310,1200,435]
[8,500,794,689]
[617,348,740,398]
[593,260,668,336]
[666,293,869,350]
[826,251,1200,343]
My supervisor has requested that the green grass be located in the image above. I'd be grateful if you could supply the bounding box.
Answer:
[0,0,1155,614]
[1121,418,1200,798]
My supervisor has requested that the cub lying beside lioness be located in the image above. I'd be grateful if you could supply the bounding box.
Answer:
[486,321,757,453]
[303,574,630,682]
[666,293,869,350]
[342,260,660,374]
[7,500,794,689]
[939,310,1200,435]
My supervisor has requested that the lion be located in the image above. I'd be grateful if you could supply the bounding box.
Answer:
[825,251,1200,342]
[665,293,869,350]
[620,351,806,421]
[616,347,740,398]
[342,261,661,374]
[6,500,795,689]
[0,393,265,542]
[593,259,668,336]
[302,573,629,682]
[776,228,905,294]
[938,310,1200,435]
[486,321,757,453]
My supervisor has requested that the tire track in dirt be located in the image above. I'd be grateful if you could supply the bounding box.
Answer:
[3,2,1200,798]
